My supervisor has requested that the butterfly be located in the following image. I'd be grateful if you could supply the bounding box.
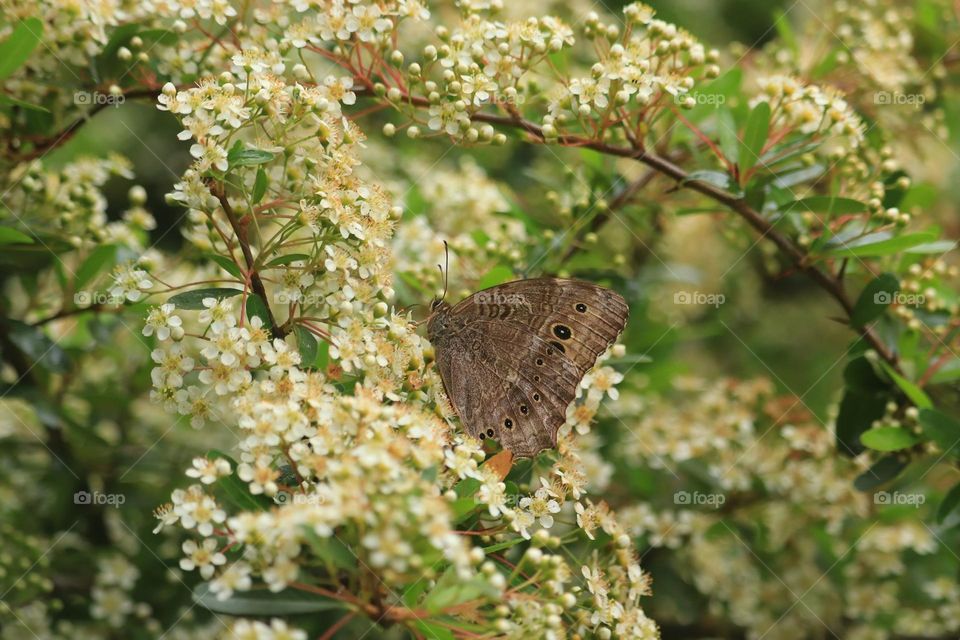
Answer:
[427,275,629,458]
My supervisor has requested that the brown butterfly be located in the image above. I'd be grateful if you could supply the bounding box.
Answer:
[427,275,629,458]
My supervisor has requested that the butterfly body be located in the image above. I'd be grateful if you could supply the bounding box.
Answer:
[427,277,629,458]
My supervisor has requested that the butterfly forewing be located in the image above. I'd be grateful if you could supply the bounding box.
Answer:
[428,277,629,458]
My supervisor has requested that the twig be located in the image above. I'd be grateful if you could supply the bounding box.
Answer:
[207,180,286,337]
[350,88,901,372]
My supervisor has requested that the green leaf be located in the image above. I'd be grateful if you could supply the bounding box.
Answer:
[168,287,242,309]
[878,361,932,409]
[295,325,318,366]
[773,10,798,53]
[75,245,118,289]
[245,293,271,326]
[0,226,34,245]
[853,455,908,491]
[97,23,140,62]
[937,482,960,524]
[193,583,345,615]
[266,253,312,267]
[450,497,479,524]
[454,477,480,498]
[825,231,938,258]
[252,167,268,204]
[206,254,244,279]
[851,273,899,327]
[836,358,888,457]
[683,170,732,190]
[477,265,514,290]
[206,449,272,511]
[315,340,330,371]
[903,239,957,254]
[7,320,70,374]
[228,147,274,168]
[739,101,770,176]
[782,196,868,215]
[398,271,431,294]
[860,426,921,452]
[0,18,43,81]
[918,409,960,456]
[302,527,355,571]
[0,94,49,112]
[414,621,456,640]
[422,567,499,614]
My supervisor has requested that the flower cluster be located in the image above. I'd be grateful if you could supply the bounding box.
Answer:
[751,75,866,161]
[614,377,960,639]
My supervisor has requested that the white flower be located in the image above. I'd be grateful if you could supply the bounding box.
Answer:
[110,264,153,302]
[185,456,232,484]
[143,303,184,341]
[180,538,226,579]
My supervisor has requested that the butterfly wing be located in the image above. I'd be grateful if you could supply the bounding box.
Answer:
[431,277,628,458]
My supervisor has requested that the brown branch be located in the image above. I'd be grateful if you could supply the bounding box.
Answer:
[318,611,357,640]
[10,87,170,162]
[207,180,285,337]
[561,166,660,262]
[352,87,901,372]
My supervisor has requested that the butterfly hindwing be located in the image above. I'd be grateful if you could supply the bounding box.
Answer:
[429,277,628,458]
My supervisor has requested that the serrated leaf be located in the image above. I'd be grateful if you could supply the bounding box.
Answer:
[853,455,908,491]
[739,101,770,176]
[477,265,514,290]
[193,582,345,615]
[860,426,921,452]
[851,273,899,327]
[168,287,242,309]
[937,483,960,524]
[918,409,960,456]
[0,18,43,81]
[0,226,34,245]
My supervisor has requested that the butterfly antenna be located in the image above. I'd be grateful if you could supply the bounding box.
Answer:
[438,240,450,302]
